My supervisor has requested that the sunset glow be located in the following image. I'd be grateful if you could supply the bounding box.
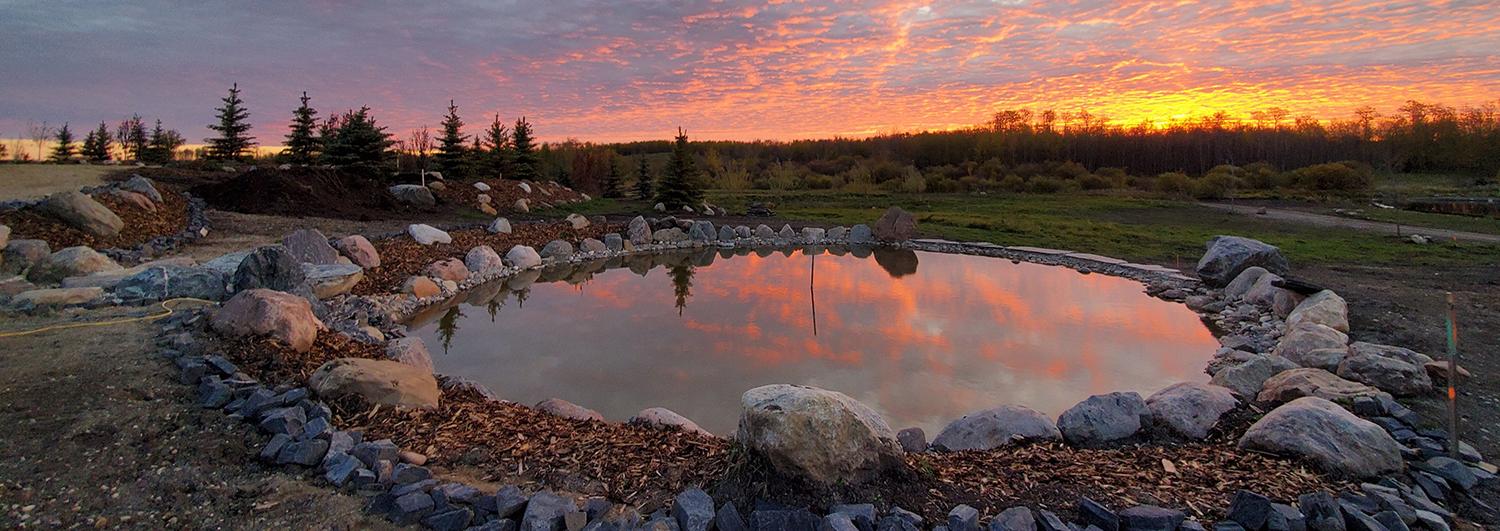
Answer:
[2,1,1497,143]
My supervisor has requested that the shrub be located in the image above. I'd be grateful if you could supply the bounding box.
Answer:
[1029,176,1066,193]
[1096,167,1129,186]
[999,174,1026,192]
[1290,162,1372,191]
[899,171,927,193]
[926,176,962,193]
[1126,174,1155,191]
[1241,162,1279,189]
[1191,173,1238,199]
[1155,172,1192,195]
[803,173,837,190]
[1077,173,1116,190]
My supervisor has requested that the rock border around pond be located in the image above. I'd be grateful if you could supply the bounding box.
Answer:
[118,209,1494,530]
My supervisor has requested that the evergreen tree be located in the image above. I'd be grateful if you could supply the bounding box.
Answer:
[510,116,540,181]
[482,114,511,178]
[320,107,394,168]
[115,115,148,161]
[435,100,468,178]
[49,123,76,162]
[205,83,256,161]
[655,128,704,209]
[143,120,184,163]
[669,265,695,316]
[81,122,112,162]
[283,91,320,164]
[635,156,654,200]
[602,152,624,198]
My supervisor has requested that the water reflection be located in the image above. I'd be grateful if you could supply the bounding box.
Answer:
[411,248,1218,435]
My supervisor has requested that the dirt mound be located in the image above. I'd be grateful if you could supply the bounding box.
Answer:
[191,168,425,220]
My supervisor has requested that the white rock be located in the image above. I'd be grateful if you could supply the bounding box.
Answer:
[407,224,451,245]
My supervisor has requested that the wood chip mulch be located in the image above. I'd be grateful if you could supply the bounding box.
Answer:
[0,188,189,251]
[217,329,388,384]
[353,221,619,295]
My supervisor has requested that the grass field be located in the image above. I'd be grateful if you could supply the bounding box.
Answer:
[0,164,115,200]
[673,191,1500,267]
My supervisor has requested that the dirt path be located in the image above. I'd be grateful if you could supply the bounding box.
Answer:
[1201,202,1500,244]
[0,306,394,529]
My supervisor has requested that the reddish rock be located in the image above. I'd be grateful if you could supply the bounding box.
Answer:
[210,289,326,352]
[424,258,468,282]
[308,358,439,409]
[333,235,380,269]
[871,206,916,242]
[403,276,441,298]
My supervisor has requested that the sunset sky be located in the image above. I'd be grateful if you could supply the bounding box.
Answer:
[2,0,1497,143]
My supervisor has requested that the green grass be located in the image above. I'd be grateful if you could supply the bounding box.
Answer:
[707,190,1500,267]
[1373,172,1499,197]
[1328,205,1500,236]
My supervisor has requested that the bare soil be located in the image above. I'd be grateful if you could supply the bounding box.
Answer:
[0,164,114,200]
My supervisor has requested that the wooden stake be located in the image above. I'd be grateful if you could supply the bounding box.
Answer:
[1446,291,1460,458]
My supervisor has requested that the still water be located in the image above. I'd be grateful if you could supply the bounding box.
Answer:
[409,247,1218,435]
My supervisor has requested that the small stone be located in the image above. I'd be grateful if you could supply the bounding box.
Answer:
[259,406,307,437]
[897,427,927,452]
[259,433,292,461]
[948,504,979,531]
[1078,497,1119,531]
[829,504,875,530]
[521,491,576,531]
[1226,490,1272,530]
[672,488,714,531]
[716,503,748,531]
[1118,505,1183,531]
[393,463,432,484]
[423,507,474,531]
[1423,456,1477,491]
[1296,492,1342,531]
[323,452,361,487]
[391,491,436,525]
[540,239,574,260]
[352,439,401,468]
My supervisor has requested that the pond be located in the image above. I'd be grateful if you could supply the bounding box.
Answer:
[409,247,1219,436]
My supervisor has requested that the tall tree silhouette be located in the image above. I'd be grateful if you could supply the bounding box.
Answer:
[635,156,654,200]
[81,122,111,162]
[436,100,468,178]
[49,123,76,162]
[283,91,320,164]
[656,128,703,209]
[602,152,624,198]
[205,83,255,161]
[510,117,540,181]
[482,114,511,178]
[669,264,695,316]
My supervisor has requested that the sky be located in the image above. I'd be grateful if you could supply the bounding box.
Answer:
[1,0,1498,144]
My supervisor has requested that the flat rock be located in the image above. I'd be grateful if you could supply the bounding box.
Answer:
[1223,267,1269,300]
[536,398,604,422]
[1257,368,1392,405]
[10,286,103,309]
[1349,342,1434,366]
[738,384,904,485]
[1337,354,1432,396]
[282,229,340,265]
[115,265,228,302]
[210,289,326,351]
[41,190,123,237]
[1006,246,1073,255]
[931,405,1061,451]
[1273,322,1350,370]
[1238,397,1403,478]
[302,263,363,298]
[631,407,712,437]
[27,246,122,284]
[1146,382,1238,439]
[1210,355,1299,399]
[407,224,451,245]
[309,358,439,409]
[1057,392,1148,447]
[1195,235,1289,287]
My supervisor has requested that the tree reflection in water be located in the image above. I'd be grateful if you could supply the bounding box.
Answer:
[669,265,695,316]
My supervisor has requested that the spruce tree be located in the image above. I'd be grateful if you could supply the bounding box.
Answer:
[320,107,394,169]
[49,123,77,162]
[143,120,184,163]
[435,100,467,178]
[655,128,703,209]
[205,83,256,161]
[482,114,510,178]
[283,91,320,164]
[602,152,624,198]
[635,156,654,200]
[87,122,112,161]
[510,117,540,181]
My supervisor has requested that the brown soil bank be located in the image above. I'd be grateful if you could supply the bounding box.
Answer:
[191,167,426,220]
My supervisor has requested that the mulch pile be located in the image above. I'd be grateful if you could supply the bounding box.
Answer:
[353,222,619,295]
[431,178,587,212]
[190,167,426,220]
[0,187,190,251]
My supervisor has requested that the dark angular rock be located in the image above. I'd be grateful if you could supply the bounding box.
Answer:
[948,504,980,531]
[988,506,1036,531]
[1266,503,1306,531]
[876,516,918,531]
[480,485,530,520]
[259,433,291,461]
[237,388,278,418]
[1361,485,1416,525]
[204,355,239,376]
[716,502,748,531]
[639,511,679,531]
[176,356,208,384]
[671,488,715,531]
[436,483,483,505]
[1422,457,1478,491]
[1351,396,1383,417]
[352,439,401,468]
[1371,511,1407,531]
[373,459,395,485]
[520,491,575,531]
[748,509,820,531]
[890,507,923,528]
[277,439,329,466]
[350,468,380,492]
[198,380,233,408]
[390,491,436,525]
[582,497,613,521]
[1413,472,1450,502]
[897,427,927,453]
[1298,492,1345,531]
[824,513,860,531]
[259,406,307,437]
[299,398,332,420]
[423,507,474,531]
[1118,505,1182,531]
[323,452,361,487]
[1178,521,1206,531]
[474,518,520,531]
[393,463,432,484]
[299,416,332,441]
[1339,492,1382,515]
[1339,502,1385,531]
[326,430,357,457]
[830,503,876,531]
[1078,497,1120,531]
[1227,490,1273,530]
[275,387,309,406]
[1034,510,1068,531]
[1214,523,1246,531]
[391,478,439,498]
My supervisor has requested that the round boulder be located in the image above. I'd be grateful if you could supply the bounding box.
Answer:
[872,207,916,242]
[402,276,440,298]
[505,245,542,269]
[1194,235,1289,287]
[1057,392,1149,447]
[1285,290,1349,333]
[2,239,50,276]
[309,358,439,409]
[1146,382,1238,440]
[464,245,505,272]
[738,384,904,485]
[407,224,451,245]
[424,258,468,282]
[333,235,380,268]
[210,289,326,352]
[27,246,122,284]
[536,398,604,422]
[1238,396,1403,478]
[931,405,1061,451]
[1272,322,1349,370]
[487,217,513,235]
[565,213,590,230]
[388,184,436,207]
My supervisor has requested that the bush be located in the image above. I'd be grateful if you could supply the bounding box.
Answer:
[999,174,1026,192]
[1241,162,1279,189]
[1290,162,1372,191]
[1028,176,1066,193]
[1077,173,1116,190]
[1155,172,1192,195]
[926,176,962,193]
[803,173,837,190]
[1190,173,1237,199]
[899,169,927,193]
[1126,174,1155,191]
[1096,167,1129,186]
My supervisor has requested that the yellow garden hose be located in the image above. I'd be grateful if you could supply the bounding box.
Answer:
[0,297,219,338]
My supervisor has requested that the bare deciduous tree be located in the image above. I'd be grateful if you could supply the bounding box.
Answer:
[26,120,53,161]
[409,125,434,186]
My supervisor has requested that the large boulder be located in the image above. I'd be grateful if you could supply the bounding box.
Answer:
[540,240,574,260]
[565,213,590,230]
[1223,267,1269,300]
[505,245,542,269]
[464,245,505,272]
[738,384,904,485]
[210,289,326,352]
[1336,354,1432,396]
[1238,397,1403,478]
[627,216,652,245]
[1195,236,1289,287]
[1056,392,1149,447]
[407,224,451,245]
[115,266,228,302]
[2,239,50,276]
[931,405,1061,451]
[1146,382,1238,439]
[40,190,123,237]
[121,175,164,203]
[872,207,916,242]
[388,184,436,207]
[1209,355,1299,399]
[1349,341,1434,366]
[231,245,305,292]
[332,235,380,268]
[386,336,434,373]
[423,258,468,282]
[631,407,712,437]
[1256,368,1391,405]
[308,358,439,409]
[302,263,364,298]
[108,189,156,212]
[27,246,122,284]
[282,229,340,265]
[1285,290,1348,333]
[1272,323,1349,370]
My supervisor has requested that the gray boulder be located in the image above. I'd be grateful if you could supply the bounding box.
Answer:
[802,227,826,242]
[1257,367,1392,405]
[505,245,542,269]
[735,225,752,239]
[653,228,687,243]
[232,245,305,292]
[386,337,434,373]
[778,224,796,240]
[40,190,123,237]
[464,245,505,272]
[1210,355,1299,399]
[718,226,736,241]
[931,405,1061,451]
[753,224,775,239]
[539,239,574,260]
[1286,290,1349,333]
[1238,397,1403,478]
[1146,382,1238,439]
[1337,354,1432,397]
[27,246,122,284]
[282,229,340,265]
[738,384,904,485]
[2,239,50,276]
[1195,235,1289,287]
[579,238,607,253]
[1242,273,1288,307]
[122,175,164,203]
[1273,322,1349,370]
[520,491,576,531]
[628,216,652,245]
[631,407,712,437]
[690,221,715,242]
[1223,266,1269,300]
[487,217,513,234]
[1056,392,1148,447]
[872,207,916,242]
[849,224,874,244]
[116,266,228,302]
[604,233,624,251]
[536,398,603,422]
[1349,341,1434,366]
[389,184,436,207]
